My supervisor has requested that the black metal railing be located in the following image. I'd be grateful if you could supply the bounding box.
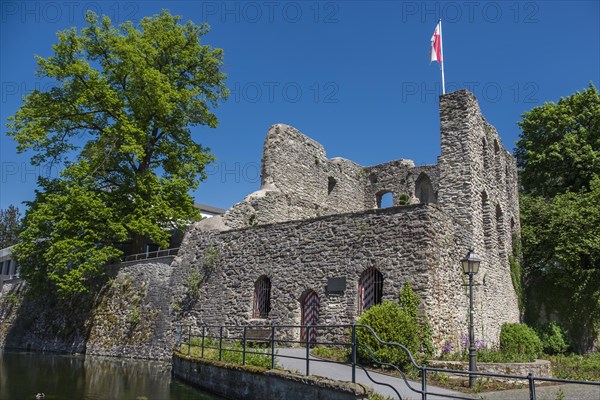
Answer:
[174,323,600,400]
[122,247,179,262]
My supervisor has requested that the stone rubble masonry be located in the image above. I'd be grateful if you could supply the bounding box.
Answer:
[173,204,472,349]
[0,89,520,359]
[0,259,175,360]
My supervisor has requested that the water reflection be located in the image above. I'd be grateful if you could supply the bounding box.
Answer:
[0,351,221,400]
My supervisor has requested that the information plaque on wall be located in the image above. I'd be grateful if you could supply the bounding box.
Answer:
[327,277,346,293]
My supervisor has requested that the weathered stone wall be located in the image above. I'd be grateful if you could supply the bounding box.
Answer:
[220,124,367,230]
[437,90,521,344]
[85,259,175,360]
[363,161,440,208]
[0,259,174,360]
[0,280,91,353]
[213,124,447,232]
[173,204,481,347]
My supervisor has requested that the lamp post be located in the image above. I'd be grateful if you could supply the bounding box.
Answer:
[461,249,481,388]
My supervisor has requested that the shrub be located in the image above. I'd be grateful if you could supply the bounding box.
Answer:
[399,282,434,357]
[357,300,419,369]
[356,283,433,370]
[537,322,570,355]
[499,323,542,359]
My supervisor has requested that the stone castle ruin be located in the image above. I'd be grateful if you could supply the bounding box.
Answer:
[0,89,520,358]
[174,89,521,349]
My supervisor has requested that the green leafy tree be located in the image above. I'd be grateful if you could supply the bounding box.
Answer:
[7,10,228,297]
[0,205,22,248]
[516,84,600,351]
[515,84,600,197]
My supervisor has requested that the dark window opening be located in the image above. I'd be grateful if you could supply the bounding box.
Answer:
[415,173,436,204]
[328,177,337,195]
[253,276,271,318]
[482,191,492,249]
[483,138,490,172]
[369,173,378,184]
[358,267,383,314]
[496,204,505,256]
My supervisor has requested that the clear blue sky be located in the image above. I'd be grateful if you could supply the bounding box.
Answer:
[1,1,599,211]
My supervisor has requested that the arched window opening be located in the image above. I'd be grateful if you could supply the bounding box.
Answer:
[328,177,337,195]
[301,290,320,346]
[415,173,437,204]
[482,138,490,173]
[377,191,393,208]
[494,140,502,182]
[496,204,505,257]
[482,191,492,249]
[253,276,271,318]
[358,267,383,314]
[368,173,378,184]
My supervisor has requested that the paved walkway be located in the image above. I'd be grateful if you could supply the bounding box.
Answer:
[482,383,600,400]
[276,348,473,400]
[275,348,600,400]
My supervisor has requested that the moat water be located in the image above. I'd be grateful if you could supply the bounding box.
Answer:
[0,351,222,400]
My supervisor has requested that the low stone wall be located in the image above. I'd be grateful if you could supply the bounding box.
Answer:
[172,352,372,400]
[427,359,552,382]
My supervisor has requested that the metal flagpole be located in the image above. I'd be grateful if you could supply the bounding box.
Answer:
[439,19,446,95]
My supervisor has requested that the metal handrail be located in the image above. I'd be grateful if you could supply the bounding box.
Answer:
[122,247,180,262]
[174,322,600,400]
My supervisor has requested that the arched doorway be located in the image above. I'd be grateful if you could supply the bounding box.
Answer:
[301,290,320,346]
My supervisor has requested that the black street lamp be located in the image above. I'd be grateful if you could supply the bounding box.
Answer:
[461,249,481,388]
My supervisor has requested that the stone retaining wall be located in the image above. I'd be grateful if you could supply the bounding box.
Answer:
[427,359,552,382]
[172,352,372,400]
[0,259,174,360]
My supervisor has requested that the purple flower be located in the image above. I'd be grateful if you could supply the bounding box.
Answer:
[442,342,453,354]
[475,339,486,350]
[461,333,469,347]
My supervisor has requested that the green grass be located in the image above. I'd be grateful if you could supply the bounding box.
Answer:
[437,350,600,381]
[181,339,277,369]
[549,352,600,381]
[311,345,351,362]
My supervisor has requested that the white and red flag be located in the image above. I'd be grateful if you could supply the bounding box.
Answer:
[430,21,442,63]
[429,20,446,94]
